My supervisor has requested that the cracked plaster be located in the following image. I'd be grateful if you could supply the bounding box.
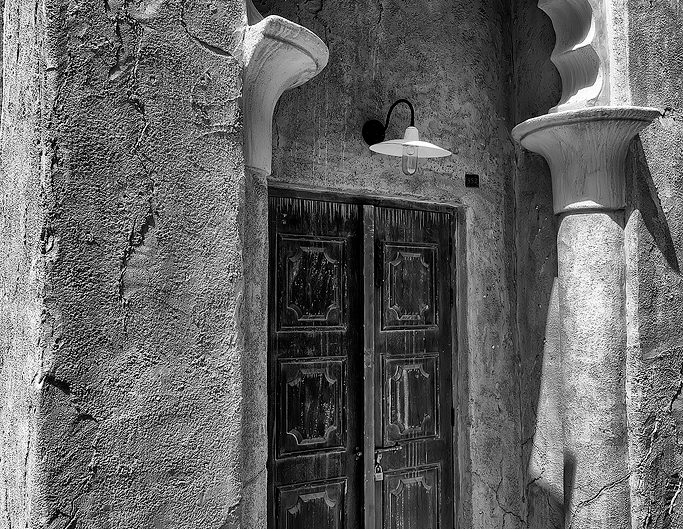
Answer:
[3,0,247,526]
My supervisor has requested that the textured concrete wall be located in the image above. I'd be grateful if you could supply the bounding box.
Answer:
[625,1,683,526]
[1,0,249,527]
[254,0,523,527]
[0,0,44,527]
[510,0,563,528]
[240,168,269,529]
[558,212,632,528]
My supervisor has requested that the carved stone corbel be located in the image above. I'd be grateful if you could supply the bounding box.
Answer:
[242,3,329,176]
[539,0,634,111]
[513,107,660,213]
[540,0,606,111]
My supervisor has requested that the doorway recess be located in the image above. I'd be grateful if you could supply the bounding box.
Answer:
[267,190,457,529]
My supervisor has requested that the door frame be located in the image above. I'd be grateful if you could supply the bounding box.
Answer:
[265,186,466,529]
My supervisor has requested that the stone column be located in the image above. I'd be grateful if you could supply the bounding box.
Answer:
[512,107,659,529]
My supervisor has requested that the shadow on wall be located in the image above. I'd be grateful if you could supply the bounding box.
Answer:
[511,0,565,525]
[625,0,683,521]
[521,273,564,529]
[628,137,680,275]
[563,453,576,521]
[510,0,569,523]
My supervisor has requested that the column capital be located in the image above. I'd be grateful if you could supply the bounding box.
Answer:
[512,106,660,214]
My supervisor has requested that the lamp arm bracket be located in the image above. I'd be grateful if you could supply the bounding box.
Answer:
[384,99,415,130]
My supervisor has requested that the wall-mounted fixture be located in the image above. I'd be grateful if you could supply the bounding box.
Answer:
[362,99,452,175]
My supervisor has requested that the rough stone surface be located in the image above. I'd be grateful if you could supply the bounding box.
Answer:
[2,0,249,527]
[558,212,631,529]
[2,0,683,527]
[624,1,683,526]
[240,168,269,529]
[511,0,563,527]
[0,1,44,528]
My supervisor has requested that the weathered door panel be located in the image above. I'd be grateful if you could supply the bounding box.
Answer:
[278,480,347,529]
[383,467,439,529]
[268,196,455,529]
[269,196,364,529]
[373,207,453,529]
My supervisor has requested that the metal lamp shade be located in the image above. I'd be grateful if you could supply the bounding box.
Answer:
[369,126,451,158]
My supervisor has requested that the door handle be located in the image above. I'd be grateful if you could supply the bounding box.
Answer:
[375,444,403,456]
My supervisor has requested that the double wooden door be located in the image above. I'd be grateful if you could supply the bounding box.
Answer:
[268,194,455,529]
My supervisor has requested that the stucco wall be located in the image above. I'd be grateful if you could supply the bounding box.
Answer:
[0,0,43,527]
[254,0,524,527]
[2,0,249,527]
[4,0,681,527]
[510,1,563,528]
[625,1,683,526]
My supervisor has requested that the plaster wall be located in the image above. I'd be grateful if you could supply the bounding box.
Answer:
[3,0,681,528]
[1,0,251,527]
[511,1,563,528]
[253,0,524,527]
[0,0,44,527]
[624,2,683,526]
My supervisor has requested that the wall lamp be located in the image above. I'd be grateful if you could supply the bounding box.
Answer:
[362,99,452,175]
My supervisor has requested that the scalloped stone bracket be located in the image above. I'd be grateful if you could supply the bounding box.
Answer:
[540,0,608,112]
[512,106,661,213]
[242,8,329,176]
[540,0,644,111]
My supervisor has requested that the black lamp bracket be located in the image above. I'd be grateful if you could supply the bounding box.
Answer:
[362,99,415,146]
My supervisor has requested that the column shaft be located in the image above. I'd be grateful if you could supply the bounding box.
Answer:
[558,211,631,529]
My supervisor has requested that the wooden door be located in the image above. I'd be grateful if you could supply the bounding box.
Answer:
[268,196,364,529]
[268,195,454,529]
[368,207,454,529]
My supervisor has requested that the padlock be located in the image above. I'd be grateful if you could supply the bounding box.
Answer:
[374,462,384,482]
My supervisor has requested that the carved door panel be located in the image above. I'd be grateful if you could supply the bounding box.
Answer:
[269,195,454,529]
[370,207,454,529]
[269,196,364,529]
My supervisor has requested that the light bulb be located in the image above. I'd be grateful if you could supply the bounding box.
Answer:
[401,145,418,175]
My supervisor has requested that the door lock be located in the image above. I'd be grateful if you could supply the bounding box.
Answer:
[374,453,384,482]
[373,444,402,482]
